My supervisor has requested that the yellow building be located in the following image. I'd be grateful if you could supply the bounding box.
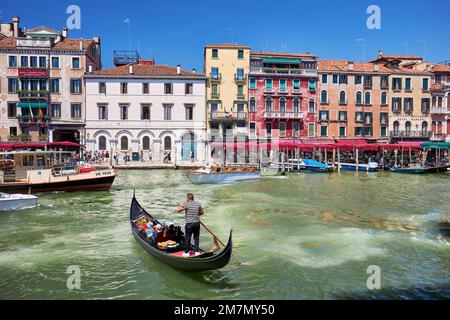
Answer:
[372,54,432,140]
[203,43,250,142]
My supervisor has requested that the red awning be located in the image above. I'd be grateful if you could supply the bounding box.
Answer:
[0,141,80,151]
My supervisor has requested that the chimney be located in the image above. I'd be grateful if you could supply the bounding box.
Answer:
[79,38,83,50]
[374,63,379,72]
[348,61,354,71]
[12,16,19,38]
[177,65,181,75]
[62,27,68,38]
[192,68,196,74]
[378,49,383,57]
[88,65,93,73]
[129,65,133,74]
[93,36,100,45]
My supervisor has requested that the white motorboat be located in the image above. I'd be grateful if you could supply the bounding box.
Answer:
[0,193,38,211]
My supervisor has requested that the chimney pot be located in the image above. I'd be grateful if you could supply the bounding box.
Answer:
[177,65,181,75]
[62,27,68,38]
[348,61,354,71]
[12,16,20,38]
[79,38,83,50]
[378,49,383,57]
[88,65,93,73]
[192,68,196,74]
[374,63,379,72]
[129,65,133,74]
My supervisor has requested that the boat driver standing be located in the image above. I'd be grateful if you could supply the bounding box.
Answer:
[176,193,204,257]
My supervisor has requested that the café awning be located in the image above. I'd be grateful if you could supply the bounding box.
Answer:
[262,58,301,64]
[17,102,48,108]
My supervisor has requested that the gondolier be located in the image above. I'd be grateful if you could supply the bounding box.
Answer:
[176,193,204,257]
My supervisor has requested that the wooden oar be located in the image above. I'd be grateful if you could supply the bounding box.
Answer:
[200,221,246,266]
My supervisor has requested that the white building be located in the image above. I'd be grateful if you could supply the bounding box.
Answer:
[84,63,208,163]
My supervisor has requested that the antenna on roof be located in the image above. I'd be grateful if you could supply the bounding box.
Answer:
[419,39,427,59]
[226,27,234,44]
[356,39,366,61]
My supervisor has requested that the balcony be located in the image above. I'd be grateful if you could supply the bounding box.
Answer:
[431,107,449,114]
[209,112,247,121]
[363,82,373,89]
[237,92,246,99]
[209,73,222,82]
[17,115,51,124]
[264,111,304,119]
[390,131,432,138]
[292,88,301,94]
[381,82,389,89]
[250,67,317,76]
[8,134,31,142]
[234,74,247,84]
[264,87,275,94]
[18,90,48,100]
[210,91,220,99]
[431,133,447,141]
[278,87,289,94]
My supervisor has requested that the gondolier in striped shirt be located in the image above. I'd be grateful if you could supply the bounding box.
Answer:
[176,193,204,257]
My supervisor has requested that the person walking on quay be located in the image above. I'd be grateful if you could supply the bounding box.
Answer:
[190,150,194,163]
[176,193,204,257]
[140,150,144,162]
[148,150,153,163]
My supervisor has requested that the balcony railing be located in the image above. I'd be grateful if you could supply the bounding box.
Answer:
[292,88,301,94]
[431,107,449,114]
[431,133,447,141]
[209,73,222,82]
[8,134,31,142]
[278,87,289,94]
[264,111,304,119]
[390,131,432,138]
[17,115,51,124]
[209,112,247,121]
[250,67,317,76]
[18,90,49,100]
[234,74,247,83]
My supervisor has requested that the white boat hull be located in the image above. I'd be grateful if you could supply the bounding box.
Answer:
[0,194,38,211]
[187,172,261,184]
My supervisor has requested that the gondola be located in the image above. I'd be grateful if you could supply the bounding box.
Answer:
[130,195,233,272]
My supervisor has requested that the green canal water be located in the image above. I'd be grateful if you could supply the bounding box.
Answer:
[0,170,449,299]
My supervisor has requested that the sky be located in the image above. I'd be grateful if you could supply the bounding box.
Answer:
[2,0,450,71]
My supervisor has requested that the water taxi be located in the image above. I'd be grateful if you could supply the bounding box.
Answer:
[0,150,116,194]
[187,165,260,184]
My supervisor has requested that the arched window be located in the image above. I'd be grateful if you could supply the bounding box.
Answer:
[381,92,387,105]
[164,136,172,151]
[142,136,150,150]
[405,121,411,135]
[120,136,128,151]
[356,91,362,105]
[308,99,315,113]
[393,121,400,135]
[364,92,371,105]
[99,136,107,150]
[265,97,273,112]
[321,90,328,103]
[421,121,428,135]
[438,97,443,108]
[293,98,300,113]
[339,91,346,104]
[249,97,256,112]
[432,97,437,107]
[279,97,286,113]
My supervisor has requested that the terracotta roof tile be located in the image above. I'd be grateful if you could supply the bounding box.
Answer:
[0,36,95,51]
[318,60,391,73]
[91,64,205,77]
[433,64,450,72]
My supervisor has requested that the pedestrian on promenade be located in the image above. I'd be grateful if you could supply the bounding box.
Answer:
[176,193,204,257]
[149,150,153,163]
[141,150,144,162]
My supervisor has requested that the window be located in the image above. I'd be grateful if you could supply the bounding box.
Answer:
[120,82,128,94]
[365,112,372,125]
[49,78,60,93]
[30,56,38,68]
[332,74,338,84]
[39,79,47,91]
[339,111,347,121]
[308,123,315,137]
[211,67,219,79]
[319,111,329,121]
[8,56,17,67]
[266,79,273,91]
[164,136,172,151]
[293,122,300,138]
[422,78,429,91]
[364,92,371,105]
[141,104,151,120]
[10,127,17,137]
[321,74,328,84]
[70,79,82,94]
[339,126,346,137]
[238,50,244,59]
[265,123,272,137]
[380,112,388,125]
[405,78,411,91]
[250,122,256,136]
[7,102,17,118]
[355,112,364,122]
[236,68,244,81]
[22,155,34,167]
[279,122,286,138]
[185,104,194,120]
[339,74,347,84]
[39,57,46,68]
[293,79,300,90]
[249,98,256,112]
[320,90,328,104]
[265,97,273,112]
[309,80,316,91]
[143,83,149,94]
[320,125,328,137]
[279,98,286,113]
[355,127,363,136]
[355,91,362,105]
[292,98,299,113]
[99,82,106,94]
[404,98,414,113]
[120,104,128,120]
[211,84,218,96]
[421,98,430,113]
[71,103,82,119]
[381,92,388,105]
[392,98,402,113]
[185,83,193,95]
[279,79,287,91]
[212,49,218,58]
[21,56,28,67]
[237,85,244,96]
[142,136,150,150]
[308,99,315,113]
[163,104,172,120]
[72,57,80,69]
[393,121,400,135]
[355,75,362,85]
[422,121,429,135]
[164,83,173,94]
[249,78,256,89]
[392,78,402,91]
[405,122,411,135]
[380,75,388,88]
[51,103,61,118]
[381,126,387,137]
[364,75,372,87]
[121,136,129,151]
[98,104,108,120]
[8,78,19,93]
[339,91,346,104]
[99,136,107,151]
[51,57,59,68]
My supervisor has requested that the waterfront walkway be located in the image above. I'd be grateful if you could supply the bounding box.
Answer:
[92,160,204,170]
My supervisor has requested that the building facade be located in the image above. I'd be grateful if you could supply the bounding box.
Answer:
[317,60,391,140]
[248,52,318,141]
[204,44,251,143]
[430,64,450,142]
[0,16,101,143]
[84,63,207,163]
[371,54,433,142]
